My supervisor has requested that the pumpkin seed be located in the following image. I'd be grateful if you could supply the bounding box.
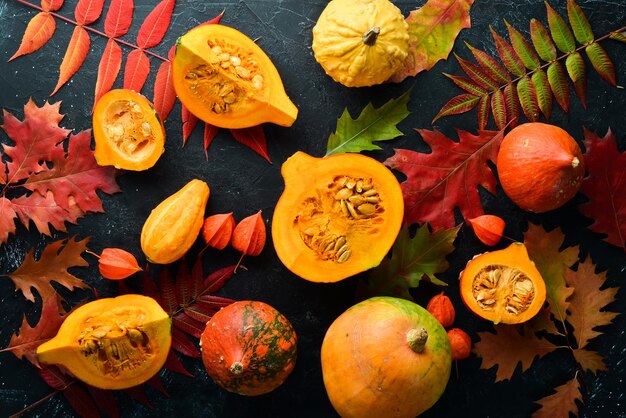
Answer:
[333,236,346,251]
[236,66,251,79]
[252,74,264,90]
[335,188,353,200]
[230,56,241,66]
[348,195,366,206]
[337,250,351,263]
[346,201,358,218]
[357,203,376,216]
[363,189,378,197]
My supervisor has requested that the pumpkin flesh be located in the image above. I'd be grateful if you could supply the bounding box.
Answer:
[272,152,404,283]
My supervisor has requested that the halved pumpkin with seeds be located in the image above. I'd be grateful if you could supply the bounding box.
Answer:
[459,243,546,324]
[172,24,298,129]
[272,151,404,283]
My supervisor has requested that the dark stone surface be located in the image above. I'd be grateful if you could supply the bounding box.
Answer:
[0,0,625,417]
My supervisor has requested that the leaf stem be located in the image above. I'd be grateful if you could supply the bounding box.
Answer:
[14,0,169,62]
[9,388,62,418]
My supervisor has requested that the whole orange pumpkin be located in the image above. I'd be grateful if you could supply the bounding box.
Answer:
[496,122,585,213]
[321,296,451,418]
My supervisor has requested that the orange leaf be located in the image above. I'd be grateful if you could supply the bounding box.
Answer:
[98,248,142,280]
[42,0,64,12]
[572,348,606,375]
[473,324,557,382]
[6,237,90,303]
[136,0,175,49]
[532,377,582,418]
[9,12,56,61]
[153,60,176,120]
[94,39,123,106]
[202,212,235,250]
[52,26,91,95]
[104,0,134,38]
[123,48,150,93]
[565,257,619,349]
[232,210,266,256]
[74,0,105,26]
[467,214,505,246]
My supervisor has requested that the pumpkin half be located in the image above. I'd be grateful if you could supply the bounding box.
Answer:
[459,242,546,324]
[173,24,298,129]
[93,89,165,171]
[36,295,171,390]
[272,151,404,283]
[321,296,451,418]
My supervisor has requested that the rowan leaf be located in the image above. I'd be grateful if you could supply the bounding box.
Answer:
[172,311,204,339]
[530,19,557,62]
[524,224,578,322]
[546,2,576,53]
[531,69,552,119]
[136,0,175,49]
[87,386,120,418]
[232,210,266,257]
[175,260,193,307]
[505,20,540,70]
[5,237,90,303]
[104,0,134,38]
[567,0,594,44]
[579,129,626,251]
[159,267,178,315]
[171,327,199,358]
[24,130,120,213]
[547,61,570,112]
[94,39,123,105]
[565,52,587,106]
[454,53,500,90]
[432,94,481,123]
[491,88,507,130]
[477,94,490,130]
[202,265,236,295]
[465,43,510,85]
[473,325,558,382]
[202,212,235,250]
[325,88,411,156]
[230,126,271,163]
[181,105,199,145]
[98,248,142,280]
[361,224,459,301]
[153,59,176,120]
[5,297,68,366]
[389,0,474,82]
[52,26,90,95]
[9,12,57,61]
[490,26,525,77]
[74,0,105,25]
[503,83,520,127]
[517,74,539,121]
[123,49,150,93]
[384,128,505,229]
[532,377,582,418]
[565,257,619,350]
[42,0,64,12]
[443,74,487,96]
[585,43,616,86]
[164,349,193,377]
[203,124,219,158]
[38,364,73,390]
[610,30,626,43]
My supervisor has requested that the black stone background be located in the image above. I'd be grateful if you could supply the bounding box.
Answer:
[0,0,625,417]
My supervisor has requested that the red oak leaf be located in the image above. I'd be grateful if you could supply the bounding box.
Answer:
[384,128,505,229]
[579,128,626,251]
[11,191,83,237]
[0,197,18,243]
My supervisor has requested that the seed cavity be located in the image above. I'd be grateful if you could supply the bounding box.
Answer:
[103,100,156,157]
[471,265,535,315]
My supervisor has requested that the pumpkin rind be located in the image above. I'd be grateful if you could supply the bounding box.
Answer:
[141,179,210,264]
[173,24,298,129]
[459,242,547,325]
[312,0,409,87]
[36,295,171,390]
[93,89,165,171]
[496,122,585,213]
[271,151,404,283]
[321,296,451,418]
[200,301,297,396]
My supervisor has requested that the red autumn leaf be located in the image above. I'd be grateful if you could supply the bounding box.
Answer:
[42,0,64,12]
[171,327,200,358]
[473,325,558,382]
[104,0,134,38]
[572,348,606,375]
[202,212,235,250]
[204,124,219,158]
[532,376,582,418]
[5,237,90,303]
[123,49,150,93]
[0,197,18,243]
[98,248,142,280]
[467,214,505,246]
[94,39,123,105]
[579,128,626,251]
[384,128,505,230]
[87,386,120,418]
[153,59,176,120]
[230,126,272,163]
[175,260,193,307]
[202,265,236,294]
[24,130,120,212]
[38,364,73,390]
[10,191,83,238]
[183,304,215,323]
[181,105,199,145]
[124,386,153,409]
[9,12,57,61]
[74,0,105,25]
[52,26,91,95]
[136,0,175,49]
[172,311,204,339]
[164,348,193,377]
[159,267,178,315]
[232,210,266,256]
[63,384,101,418]
[1,99,68,185]
[4,296,68,366]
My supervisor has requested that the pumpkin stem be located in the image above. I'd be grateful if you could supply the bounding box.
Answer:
[571,157,580,168]
[362,27,381,45]
[406,327,428,353]
[230,361,244,375]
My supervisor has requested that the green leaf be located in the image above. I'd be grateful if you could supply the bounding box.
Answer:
[565,52,587,106]
[517,75,540,121]
[505,20,540,70]
[477,95,490,130]
[465,43,511,85]
[546,2,576,53]
[361,224,460,301]
[610,30,626,43]
[547,61,570,112]
[531,69,553,119]
[443,73,487,96]
[490,26,526,77]
[586,43,616,86]
[455,53,500,90]
[530,18,557,61]
[491,89,507,130]
[504,83,520,127]
[432,93,481,123]
[325,88,411,156]
[567,0,594,44]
